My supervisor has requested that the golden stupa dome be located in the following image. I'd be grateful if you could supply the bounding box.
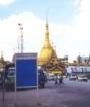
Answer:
[38,20,57,66]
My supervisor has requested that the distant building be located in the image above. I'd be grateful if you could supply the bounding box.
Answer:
[76,54,90,65]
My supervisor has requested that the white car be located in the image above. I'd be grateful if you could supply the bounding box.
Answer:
[69,75,77,80]
[77,76,88,82]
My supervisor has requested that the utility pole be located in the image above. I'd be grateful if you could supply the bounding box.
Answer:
[18,23,24,53]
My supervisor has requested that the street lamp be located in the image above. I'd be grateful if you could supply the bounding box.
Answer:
[18,23,24,53]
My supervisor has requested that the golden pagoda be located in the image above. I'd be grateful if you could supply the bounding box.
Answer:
[38,20,66,74]
[38,20,57,66]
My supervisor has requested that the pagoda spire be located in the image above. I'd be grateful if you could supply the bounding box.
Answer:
[1,50,4,61]
[44,19,51,48]
[38,18,57,66]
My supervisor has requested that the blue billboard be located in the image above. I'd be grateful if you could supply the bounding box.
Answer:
[15,53,37,88]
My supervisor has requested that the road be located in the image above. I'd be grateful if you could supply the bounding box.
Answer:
[0,79,90,107]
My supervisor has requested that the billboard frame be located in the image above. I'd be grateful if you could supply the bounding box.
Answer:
[15,53,38,89]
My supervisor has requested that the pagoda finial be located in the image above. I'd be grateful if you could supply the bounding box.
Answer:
[44,18,51,48]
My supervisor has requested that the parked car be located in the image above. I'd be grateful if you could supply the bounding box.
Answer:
[48,74,55,81]
[5,67,15,91]
[5,76,15,91]
[77,75,88,82]
[69,75,77,80]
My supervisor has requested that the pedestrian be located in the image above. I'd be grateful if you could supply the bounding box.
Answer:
[54,74,58,84]
[59,75,63,84]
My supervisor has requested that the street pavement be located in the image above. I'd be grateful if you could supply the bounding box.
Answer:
[0,79,90,107]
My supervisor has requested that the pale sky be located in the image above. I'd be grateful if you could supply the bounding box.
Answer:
[0,0,90,62]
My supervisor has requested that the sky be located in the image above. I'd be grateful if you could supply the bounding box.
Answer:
[0,0,90,62]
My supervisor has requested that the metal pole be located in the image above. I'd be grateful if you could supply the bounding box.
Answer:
[21,26,23,53]
[2,68,5,107]
[18,23,23,53]
[15,57,17,107]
